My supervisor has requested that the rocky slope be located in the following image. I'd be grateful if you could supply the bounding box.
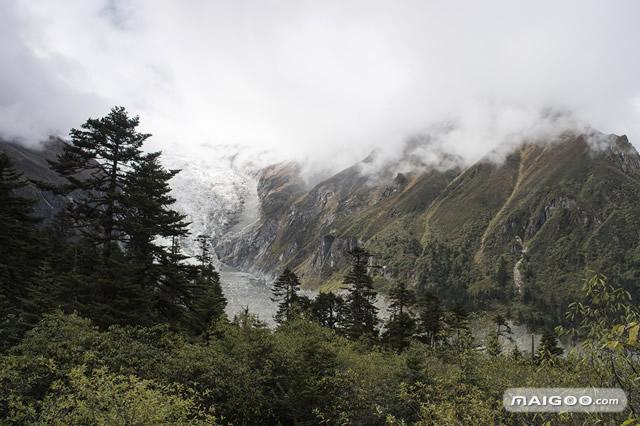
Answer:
[0,138,69,221]
[0,138,280,320]
[218,131,640,325]
[4,131,640,326]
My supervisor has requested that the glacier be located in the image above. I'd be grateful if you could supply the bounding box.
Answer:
[162,144,280,324]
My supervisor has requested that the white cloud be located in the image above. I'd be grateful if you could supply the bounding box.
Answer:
[1,0,640,171]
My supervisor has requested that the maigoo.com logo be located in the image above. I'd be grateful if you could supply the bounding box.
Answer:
[503,388,627,413]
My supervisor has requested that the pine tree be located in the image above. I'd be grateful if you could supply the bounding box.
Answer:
[417,240,473,307]
[187,261,227,334]
[310,292,344,330]
[122,151,191,324]
[18,260,64,328]
[494,255,510,297]
[536,329,563,364]
[122,151,189,266]
[441,305,472,349]
[0,153,41,296]
[271,268,302,325]
[341,247,378,341]
[195,234,214,268]
[382,281,416,352]
[415,291,442,345]
[46,107,148,325]
[484,331,502,356]
[153,241,193,326]
[48,106,148,259]
[0,152,41,344]
[511,345,523,361]
[493,314,513,340]
[388,281,415,316]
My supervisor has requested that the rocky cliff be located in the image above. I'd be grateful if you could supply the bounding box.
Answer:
[218,131,640,325]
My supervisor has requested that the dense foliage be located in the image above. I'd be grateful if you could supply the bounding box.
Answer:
[1,108,638,424]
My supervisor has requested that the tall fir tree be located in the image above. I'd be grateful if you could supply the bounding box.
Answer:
[494,255,510,298]
[0,152,41,345]
[122,151,191,324]
[195,234,213,267]
[382,281,416,352]
[415,291,442,345]
[417,240,473,307]
[536,329,563,364]
[17,260,65,329]
[122,151,189,267]
[341,247,378,341]
[46,107,149,326]
[441,305,472,349]
[310,292,344,330]
[153,236,193,326]
[185,235,227,333]
[271,268,302,325]
[485,330,502,357]
[48,106,148,259]
[493,314,512,338]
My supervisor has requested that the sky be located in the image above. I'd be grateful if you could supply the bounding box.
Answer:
[2,0,640,171]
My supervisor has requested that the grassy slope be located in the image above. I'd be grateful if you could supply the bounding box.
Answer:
[250,134,640,325]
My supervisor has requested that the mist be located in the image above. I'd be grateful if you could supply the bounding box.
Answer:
[2,0,640,172]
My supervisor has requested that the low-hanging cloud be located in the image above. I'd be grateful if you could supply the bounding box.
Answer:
[1,0,640,172]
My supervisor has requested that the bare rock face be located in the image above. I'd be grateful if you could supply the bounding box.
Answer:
[605,135,640,174]
[217,138,464,285]
[0,137,68,221]
[218,131,640,303]
[215,161,307,277]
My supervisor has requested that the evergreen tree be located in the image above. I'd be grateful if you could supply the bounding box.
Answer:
[440,305,472,349]
[122,151,189,267]
[195,234,213,268]
[18,260,64,328]
[415,291,442,345]
[46,107,148,325]
[0,152,41,344]
[416,240,473,307]
[510,345,523,361]
[38,210,88,314]
[493,314,511,336]
[388,281,415,316]
[271,268,302,324]
[536,329,563,364]
[42,210,79,274]
[122,151,191,324]
[341,247,378,341]
[484,331,502,356]
[187,261,227,334]
[48,106,148,259]
[494,255,510,297]
[153,236,193,325]
[382,281,416,352]
[310,292,344,330]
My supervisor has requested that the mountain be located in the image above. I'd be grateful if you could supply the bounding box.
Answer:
[0,138,282,320]
[0,139,268,246]
[0,138,68,221]
[218,131,640,326]
[4,131,639,327]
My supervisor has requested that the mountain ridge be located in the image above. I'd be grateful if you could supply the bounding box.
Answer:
[3,130,639,327]
[218,131,640,326]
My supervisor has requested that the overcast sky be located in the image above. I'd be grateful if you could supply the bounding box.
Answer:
[2,0,640,169]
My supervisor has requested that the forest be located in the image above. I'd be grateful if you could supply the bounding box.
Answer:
[1,108,639,425]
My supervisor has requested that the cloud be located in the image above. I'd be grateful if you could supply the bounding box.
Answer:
[1,0,640,171]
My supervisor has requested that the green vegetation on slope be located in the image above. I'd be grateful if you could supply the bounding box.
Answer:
[232,133,640,329]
